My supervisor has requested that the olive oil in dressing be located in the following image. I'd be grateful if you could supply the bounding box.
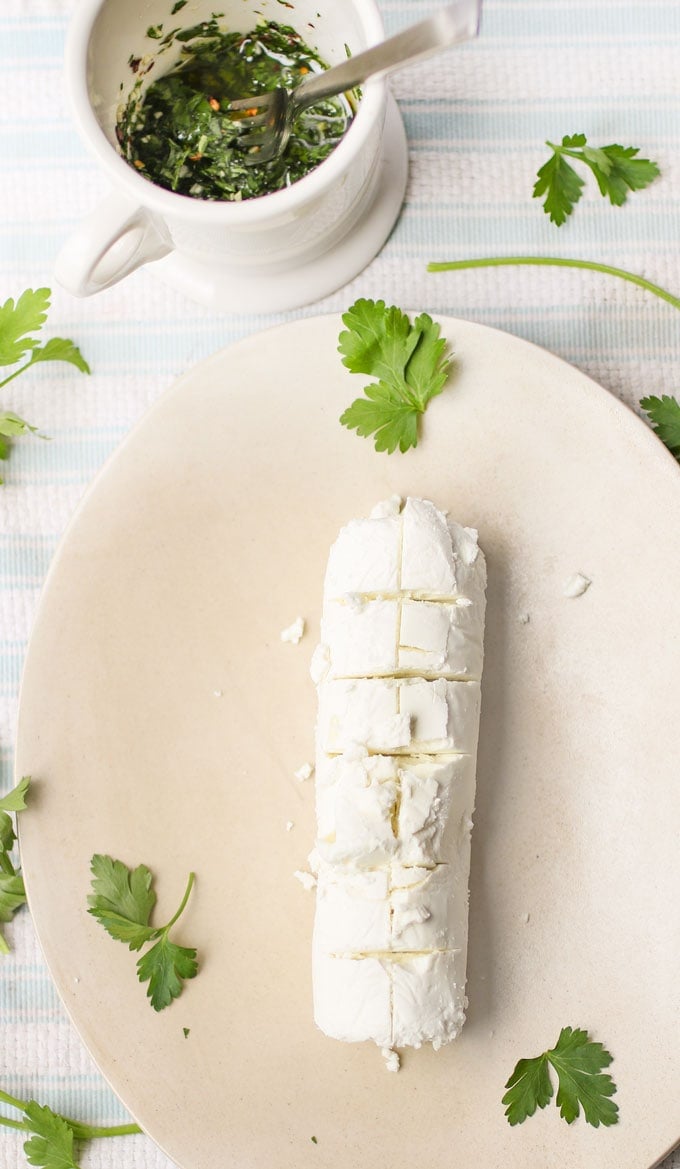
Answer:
[117,22,354,201]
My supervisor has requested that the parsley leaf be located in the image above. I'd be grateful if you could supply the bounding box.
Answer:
[533,151,584,227]
[0,776,30,953]
[0,288,90,482]
[23,1102,79,1169]
[640,394,680,460]
[88,856,198,1010]
[503,1026,618,1127]
[87,854,157,950]
[28,337,91,375]
[0,872,27,928]
[502,1051,553,1124]
[137,934,198,1011]
[0,288,50,365]
[534,134,660,225]
[0,774,29,812]
[0,412,41,439]
[338,299,451,454]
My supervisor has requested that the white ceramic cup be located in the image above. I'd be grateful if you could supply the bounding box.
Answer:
[55,0,409,311]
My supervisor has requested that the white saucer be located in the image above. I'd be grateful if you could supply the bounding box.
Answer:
[149,94,408,312]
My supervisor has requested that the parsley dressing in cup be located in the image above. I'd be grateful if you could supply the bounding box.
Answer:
[55,0,409,312]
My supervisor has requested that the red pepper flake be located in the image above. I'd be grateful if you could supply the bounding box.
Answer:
[188,152,203,161]
[208,96,220,111]
[133,159,146,169]
[299,65,309,73]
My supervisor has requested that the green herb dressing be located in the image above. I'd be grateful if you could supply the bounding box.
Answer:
[117,21,354,201]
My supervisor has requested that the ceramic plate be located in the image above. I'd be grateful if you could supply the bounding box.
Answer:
[16,315,680,1169]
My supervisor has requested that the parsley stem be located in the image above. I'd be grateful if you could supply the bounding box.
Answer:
[0,1089,141,1138]
[162,870,196,932]
[545,140,584,162]
[0,1114,26,1131]
[427,256,680,313]
[68,1120,142,1139]
[0,358,35,391]
[0,1088,26,1111]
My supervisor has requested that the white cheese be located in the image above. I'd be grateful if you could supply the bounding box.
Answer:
[319,595,484,681]
[314,868,392,954]
[294,761,314,782]
[391,951,467,1049]
[314,752,475,870]
[311,498,486,1059]
[280,616,305,643]
[562,572,591,598]
[401,498,486,608]
[320,597,399,678]
[314,753,398,869]
[317,677,481,755]
[313,949,393,1047]
[324,513,401,596]
[381,1047,400,1072]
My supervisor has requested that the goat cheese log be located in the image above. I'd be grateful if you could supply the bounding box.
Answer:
[310,496,486,1058]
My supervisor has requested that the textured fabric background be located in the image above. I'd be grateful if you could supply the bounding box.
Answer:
[1,1,679,1166]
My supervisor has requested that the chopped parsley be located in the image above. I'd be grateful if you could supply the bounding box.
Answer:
[117,21,353,201]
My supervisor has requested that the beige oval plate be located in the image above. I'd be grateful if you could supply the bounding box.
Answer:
[16,315,680,1169]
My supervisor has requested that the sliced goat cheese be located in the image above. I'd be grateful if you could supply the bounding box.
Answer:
[396,754,476,867]
[314,752,398,869]
[314,752,476,871]
[391,951,467,1049]
[324,512,401,597]
[317,676,481,755]
[313,950,393,1047]
[318,595,484,681]
[401,497,486,607]
[311,498,485,1059]
[398,599,484,679]
[314,868,392,954]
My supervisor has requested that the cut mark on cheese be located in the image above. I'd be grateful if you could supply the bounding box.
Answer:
[327,669,481,683]
[330,948,461,961]
[329,591,476,604]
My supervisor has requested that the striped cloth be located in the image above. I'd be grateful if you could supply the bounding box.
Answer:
[1,1,679,1166]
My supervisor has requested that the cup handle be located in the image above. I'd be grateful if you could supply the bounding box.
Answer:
[54,191,174,297]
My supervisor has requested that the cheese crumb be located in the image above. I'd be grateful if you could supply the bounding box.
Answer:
[381,1047,400,1073]
[562,573,591,598]
[286,821,295,832]
[294,762,314,782]
[294,870,317,891]
[281,616,305,643]
[370,495,402,519]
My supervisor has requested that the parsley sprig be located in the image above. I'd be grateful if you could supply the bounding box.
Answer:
[0,1086,140,1169]
[503,1026,619,1127]
[0,776,30,954]
[338,299,451,454]
[534,134,660,225]
[88,854,198,1010]
[0,289,90,483]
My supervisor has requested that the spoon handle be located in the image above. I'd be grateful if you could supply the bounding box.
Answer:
[294,0,481,108]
